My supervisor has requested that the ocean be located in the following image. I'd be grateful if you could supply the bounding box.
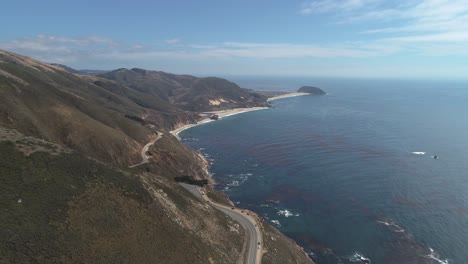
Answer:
[179,78,468,264]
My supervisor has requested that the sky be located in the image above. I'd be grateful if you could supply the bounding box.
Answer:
[1,0,468,79]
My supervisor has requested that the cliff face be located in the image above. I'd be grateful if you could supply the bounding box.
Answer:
[0,50,313,264]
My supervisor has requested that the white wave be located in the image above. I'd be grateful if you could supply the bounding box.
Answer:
[425,248,450,264]
[227,180,240,187]
[376,220,391,226]
[277,209,300,217]
[411,151,426,155]
[271,220,281,227]
[224,173,250,187]
[349,252,371,263]
[376,220,405,233]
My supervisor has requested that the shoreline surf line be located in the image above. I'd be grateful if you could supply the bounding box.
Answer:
[169,91,316,264]
[267,92,309,102]
[170,92,309,139]
[170,106,269,139]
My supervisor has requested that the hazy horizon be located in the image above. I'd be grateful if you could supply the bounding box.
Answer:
[1,0,468,80]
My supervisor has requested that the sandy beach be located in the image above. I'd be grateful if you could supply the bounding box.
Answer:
[170,92,309,139]
[170,106,268,139]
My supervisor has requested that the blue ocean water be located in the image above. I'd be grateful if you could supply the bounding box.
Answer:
[180,79,468,264]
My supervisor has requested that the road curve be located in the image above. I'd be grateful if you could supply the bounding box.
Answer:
[129,131,163,168]
[180,183,262,264]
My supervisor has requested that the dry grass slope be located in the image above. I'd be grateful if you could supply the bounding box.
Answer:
[0,129,245,263]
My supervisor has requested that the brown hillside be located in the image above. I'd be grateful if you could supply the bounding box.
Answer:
[0,49,313,264]
[98,68,269,111]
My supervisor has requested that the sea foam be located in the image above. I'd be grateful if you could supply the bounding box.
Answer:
[349,252,371,263]
[425,248,450,264]
[376,220,405,233]
[277,209,300,217]
[271,220,281,227]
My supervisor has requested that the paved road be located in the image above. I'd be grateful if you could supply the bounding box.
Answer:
[129,131,163,168]
[180,183,262,264]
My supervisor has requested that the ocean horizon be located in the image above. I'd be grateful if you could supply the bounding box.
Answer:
[180,78,468,264]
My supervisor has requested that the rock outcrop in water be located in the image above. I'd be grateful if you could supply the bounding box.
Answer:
[298,86,326,95]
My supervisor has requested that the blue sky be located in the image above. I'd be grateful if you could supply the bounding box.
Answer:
[1,0,468,79]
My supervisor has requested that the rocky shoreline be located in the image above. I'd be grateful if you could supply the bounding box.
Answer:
[170,92,316,264]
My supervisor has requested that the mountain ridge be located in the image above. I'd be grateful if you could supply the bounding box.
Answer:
[97,67,270,112]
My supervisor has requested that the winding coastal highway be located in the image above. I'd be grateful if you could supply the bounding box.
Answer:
[133,129,264,263]
[180,183,263,264]
[129,131,163,168]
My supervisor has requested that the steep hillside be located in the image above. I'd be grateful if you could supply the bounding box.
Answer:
[0,50,198,166]
[98,68,269,111]
[0,50,314,264]
[0,127,245,264]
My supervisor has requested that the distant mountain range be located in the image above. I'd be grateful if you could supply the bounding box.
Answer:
[0,50,313,264]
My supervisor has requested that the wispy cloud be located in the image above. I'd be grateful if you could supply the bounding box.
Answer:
[300,0,381,15]
[198,42,378,58]
[0,34,384,64]
[7,35,118,50]
[164,38,181,45]
[301,0,468,35]
[1,28,468,74]
[0,35,120,63]
[299,0,468,56]
[359,0,468,33]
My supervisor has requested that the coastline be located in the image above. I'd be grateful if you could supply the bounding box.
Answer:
[266,92,309,102]
[170,106,269,139]
[171,91,315,264]
[170,92,309,139]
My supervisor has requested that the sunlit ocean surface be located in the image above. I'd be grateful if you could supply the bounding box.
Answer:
[180,79,468,264]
